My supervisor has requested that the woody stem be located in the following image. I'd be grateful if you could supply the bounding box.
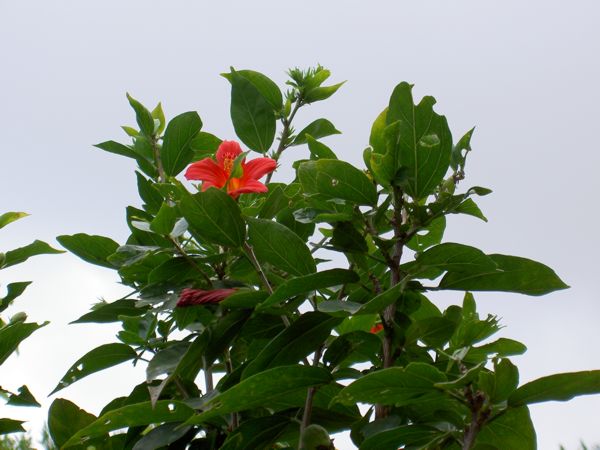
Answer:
[265,100,302,183]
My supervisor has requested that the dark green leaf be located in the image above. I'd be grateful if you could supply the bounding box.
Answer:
[331,222,368,253]
[222,70,283,110]
[150,202,178,235]
[63,400,194,448]
[454,198,487,222]
[132,422,192,450]
[247,218,316,276]
[48,399,97,447]
[465,338,527,363]
[408,317,457,347]
[0,321,48,365]
[71,299,149,324]
[258,269,357,310]
[406,216,446,252]
[190,131,222,159]
[6,385,40,407]
[185,365,333,423]
[161,111,203,176]
[146,342,190,382]
[0,282,31,313]
[356,283,404,315]
[451,127,475,170]
[2,240,63,268]
[415,243,497,273]
[509,370,600,406]
[94,140,138,159]
[440,254,569,296]
[227,70,276,152]
[205,310,251,366]
[220,415,291,450]
[359,424,441,450]
[221,290,268,309]
[180,188,246,247]
[292,118,341,146]
[0,212,28,230]
[298,159,377,206]
[475,406,536,450]
[126,93,155,136]
[334,363,447,406]
[307,135,337,159]
[57,234,119,269]
[50,343,137,395]
[0,418,25,434]
[242,312,342,378]
[136,172,163,214]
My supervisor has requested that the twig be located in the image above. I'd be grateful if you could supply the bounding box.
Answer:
[298,345,324,449]
[265,100,302,183]
[169,236,213,287]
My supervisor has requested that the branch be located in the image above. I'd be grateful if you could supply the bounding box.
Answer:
[265,99,302,183]
[169,237,213,287]
[298,345,324,450]
[150,136,166,183]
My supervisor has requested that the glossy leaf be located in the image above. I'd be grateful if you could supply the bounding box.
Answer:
[126,93,155,136]
[0,282,31,313]
[132,422,192,450]
[440,254,569,296]
[307,135,338,159]
[48,399,97,447]
[57,234,119,269]
[180,188,246,247]
[50,343,137,395]
[161,111,203,176]
[258,268,358,310]
[292,118,341,146]
[0,321,48,365]
[0,419,25,434]
[146,342,190,382]
[475,406,536,450]
[222,69,283,110]
[359,424,441,450]
[220,415,291,450]
[71,299,149,324]
[509,370,600,406]
[298,159,377,206]
[415,243,497,273]
[227,70,276,152]
[185,365,333,423]
[2,240,63,268]
[304,81,345,103]
[247,218,316,276]
[150,202,178,235]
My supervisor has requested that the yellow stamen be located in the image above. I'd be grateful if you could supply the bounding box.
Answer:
[223,155,234,174]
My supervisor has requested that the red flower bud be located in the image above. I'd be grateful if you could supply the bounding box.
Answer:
[370,323,384,334]
[176,288,236,307]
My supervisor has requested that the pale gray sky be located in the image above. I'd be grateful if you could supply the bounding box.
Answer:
[1,0,599,448]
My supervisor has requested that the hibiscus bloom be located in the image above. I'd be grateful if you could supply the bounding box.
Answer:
[185,140,276,199]
[176,288,236,307]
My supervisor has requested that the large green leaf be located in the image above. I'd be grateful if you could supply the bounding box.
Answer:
[0,321,48,365]
[180,188,246,247]
[356,283,404,315]
[0,212,28,230]
[2,240,63,268]
[509,370,600,406]
[359,424,441,450]
[414,243,497,273]
[71,299,149,324]
[50,343,137,395]
[126,93,155,136]
[242,312,341,378]
[0,282,31,313]
[258,269,358,310]
[0,419,25,434]
[185,365,333,424]
[439,254,569,296]
[132,422,192,450]
[48,399,97,447]
[333,363,446,406]
[298,159,377,206]
[474,406,536,449]
[227,70,276,152]
[292,118,341,146]
[161,111,203,176]
[247,218,316,276]
[63,400,194,448]
[222,69,282,111]
[57,234,119,269]
[220,415,291,450]
[146,342,190,382]
[376,82,452,198]
[94,140,138,160]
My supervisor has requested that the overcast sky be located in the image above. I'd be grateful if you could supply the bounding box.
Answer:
[1,0,599,448]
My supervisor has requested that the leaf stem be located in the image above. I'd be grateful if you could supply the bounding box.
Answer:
[298,344,324,450]
[266,99,302,183]
[150,135,166,183]
[169,237,213,287]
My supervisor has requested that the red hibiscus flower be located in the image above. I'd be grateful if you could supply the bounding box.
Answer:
[184,140,276,199]
[370,323,384,334]
[176,288,237,307]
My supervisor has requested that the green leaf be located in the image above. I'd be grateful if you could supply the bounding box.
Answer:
[94,140,138,159]
[136,172,163,214]
[2,240,63,268]
[298,159,377,206]
[63,400,194,448]
[161,111,203,176]
[151,102,166,135]
[465,338,527,363]
[0,282,31,313]
[185,365,333,424]
[0,212,28,230]
[220,415,291,450]
[489,358,519,403]
[0,321,48,365]
[292,118,341,146]
[0,419,25,434]
[307,135,337,159]
[334,363,446,406]
[56,234,119,269]
[126,93,155,136]
[408,317,457,347]
[331,222,368,253]
[227,69,276,152]
[406,216,446,252]
[454,198,487,222]
[451,127,475,170]
[50,343,137,395]
[48,399,97,447]
[222,69,283,110]
[221,290,268,309]
[258,269,358,310]
[304,81,345,104]
[242,312,342,378]
[146,342,190,382]
[384,82,452,198]
[150,202,178,235]
[180,188,246,247]
[6,385,40,407]
[356,283,404,315]
[509,370,600,406]
[247,218,316,276]
[359,424,441,450]
[475,406,536,450]
[190,131,222,159]
[415,243,497,273]
[132,422,191,450]
[440,254,569,296]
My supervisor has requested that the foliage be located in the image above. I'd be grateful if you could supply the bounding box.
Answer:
[47,67,600,450]
[0,213,59,435]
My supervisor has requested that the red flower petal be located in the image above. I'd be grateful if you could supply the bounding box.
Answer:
[176,288,237,307]
[370,323,384,334]
[185,158,228,188]
[242,157,277,181]
[228,179,268,198]
[216,141,243,167]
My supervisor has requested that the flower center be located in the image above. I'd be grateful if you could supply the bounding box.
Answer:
[222,154,235,175]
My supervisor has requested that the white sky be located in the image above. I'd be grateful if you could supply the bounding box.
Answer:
[1,0,599,448]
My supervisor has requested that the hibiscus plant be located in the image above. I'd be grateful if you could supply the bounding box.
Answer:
[47,67,600,449]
